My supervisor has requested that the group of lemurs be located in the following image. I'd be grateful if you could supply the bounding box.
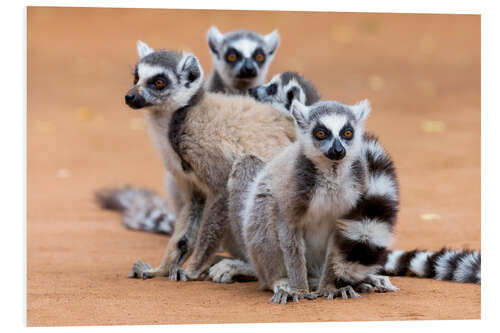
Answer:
[96,26,481,304]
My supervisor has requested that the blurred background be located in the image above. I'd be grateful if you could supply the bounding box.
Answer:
[27,7,480,326]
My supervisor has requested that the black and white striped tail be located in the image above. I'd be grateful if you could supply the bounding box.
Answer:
[382,248,481,284]
[95,186,176,235]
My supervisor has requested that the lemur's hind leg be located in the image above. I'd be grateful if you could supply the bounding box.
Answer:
[129,188,205,280]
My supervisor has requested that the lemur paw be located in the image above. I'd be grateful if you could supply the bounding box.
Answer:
[317,284,360,300]
[209,259,237,283]
[128,260,154,279]
[317,284,338,300]
[338,285,361,299]
[270,279,316,304]
[365,274,398,293]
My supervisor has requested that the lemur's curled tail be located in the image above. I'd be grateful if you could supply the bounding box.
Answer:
[95,186,176,235]
[382,248,481,284]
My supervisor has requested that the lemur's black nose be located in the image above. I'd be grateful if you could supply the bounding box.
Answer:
[125,94,134,104]
[239,59,257,78]
[244,65,257,77]
[326,139,346,160]
[125,92,147,109]
[248,87,259,99]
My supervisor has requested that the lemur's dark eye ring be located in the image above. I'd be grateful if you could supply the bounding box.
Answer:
[343,129,353,139]
[154,78,166,89]
[226,53,237,62]
[254,53,265,62]
[266,83,277,95]
[315,130,327,139]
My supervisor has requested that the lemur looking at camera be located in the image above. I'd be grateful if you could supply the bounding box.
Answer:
[212,72,481,297]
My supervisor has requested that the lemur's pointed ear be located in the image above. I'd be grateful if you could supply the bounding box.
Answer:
[290,100,309,129]
[352,99,371,122]
[178,53,203,84]
[137,40,154,58]
[207,26,224,57]
[264,30,280,55]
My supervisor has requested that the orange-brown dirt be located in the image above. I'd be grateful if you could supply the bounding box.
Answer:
[27,7,480,326]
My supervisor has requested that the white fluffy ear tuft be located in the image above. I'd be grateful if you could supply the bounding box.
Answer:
[137,40,154,58]
[352,99,371,122]
[207,26,224,56]
[264,30,280,55]
[290,100,309,128]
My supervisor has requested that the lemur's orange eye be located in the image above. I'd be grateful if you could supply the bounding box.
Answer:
[226,53,237,62]
[154,78,165,89]
[315,130,327,139]
[343,129,353,138]
[254,53,265,62]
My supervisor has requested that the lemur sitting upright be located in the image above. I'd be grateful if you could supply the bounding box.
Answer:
[96,27,280,235]
[123,43,296,282]
[209,72,481,294]
[232,99,398,303]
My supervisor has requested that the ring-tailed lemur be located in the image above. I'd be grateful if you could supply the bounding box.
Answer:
[97,27,280,235]
[206,26,280,94]
[234,99,400,303]
[212,85,480,304]
[243,74,481,286]
[123,43,296,281]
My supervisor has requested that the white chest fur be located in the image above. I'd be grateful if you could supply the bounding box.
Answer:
[306,164,360,222]
[302,163,362,276]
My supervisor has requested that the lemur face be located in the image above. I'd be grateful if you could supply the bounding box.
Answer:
[125,41,204,111]
[207,26,280,90]
[248,72,308,116]
[290,100,371,162]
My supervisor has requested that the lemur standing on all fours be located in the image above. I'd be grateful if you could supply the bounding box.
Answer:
[96,27,280,235]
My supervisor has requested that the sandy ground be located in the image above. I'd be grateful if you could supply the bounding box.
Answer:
[27,8,480,326]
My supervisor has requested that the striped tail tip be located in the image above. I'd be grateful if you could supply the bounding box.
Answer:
[383,248,480,284]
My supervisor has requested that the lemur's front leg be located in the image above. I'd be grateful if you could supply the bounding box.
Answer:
[271,219,317,304]
[129,188,205,280]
